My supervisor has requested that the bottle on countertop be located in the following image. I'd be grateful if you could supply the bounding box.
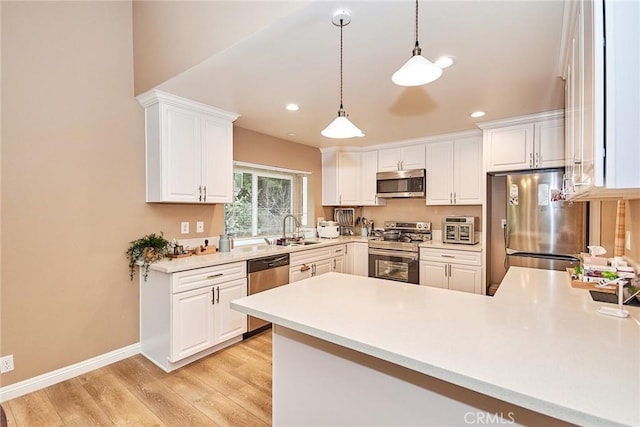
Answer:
[219,234,230,253]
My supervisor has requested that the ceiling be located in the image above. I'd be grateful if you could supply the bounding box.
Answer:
[158,1,566,149]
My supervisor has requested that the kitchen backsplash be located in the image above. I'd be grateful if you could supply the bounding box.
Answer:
[358,198,482,230]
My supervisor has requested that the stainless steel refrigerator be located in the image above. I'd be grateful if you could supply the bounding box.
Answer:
[505,169,587,271]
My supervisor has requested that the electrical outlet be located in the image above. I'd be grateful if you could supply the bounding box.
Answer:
[501,219,507,229]
[1,355,14,373]
[181,222,189,234]
[196,221,204,233]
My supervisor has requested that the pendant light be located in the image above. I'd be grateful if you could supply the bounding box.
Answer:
[392,0,443,87]
[321,11,364,139]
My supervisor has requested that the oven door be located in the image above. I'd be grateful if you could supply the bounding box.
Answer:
[368,248,419,284]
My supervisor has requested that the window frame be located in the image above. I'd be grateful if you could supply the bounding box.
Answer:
[225,162,312,241]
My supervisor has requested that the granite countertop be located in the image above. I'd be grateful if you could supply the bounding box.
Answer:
[231,267,640,426]
[149,236,369,274]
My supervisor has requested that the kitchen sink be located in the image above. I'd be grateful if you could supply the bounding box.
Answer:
[289,241,322,246]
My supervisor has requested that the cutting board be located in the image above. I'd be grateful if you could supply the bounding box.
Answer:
[566,268,616,294]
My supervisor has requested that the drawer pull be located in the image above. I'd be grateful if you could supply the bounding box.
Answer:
[301,265,311,272]
[207,273,224,279]
[440,254,455,258]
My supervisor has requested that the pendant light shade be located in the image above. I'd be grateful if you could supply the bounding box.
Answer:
[392,0,443,87]
[321,11,364,139]
[321,105,364,138]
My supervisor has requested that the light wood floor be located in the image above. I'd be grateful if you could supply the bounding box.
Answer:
[2,330,273,426]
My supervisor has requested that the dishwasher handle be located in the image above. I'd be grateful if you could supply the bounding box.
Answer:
[247,253,290,273]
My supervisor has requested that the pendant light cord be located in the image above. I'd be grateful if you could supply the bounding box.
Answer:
[415,0,419,44]
[413,0,421,55]
[340,18,344,109]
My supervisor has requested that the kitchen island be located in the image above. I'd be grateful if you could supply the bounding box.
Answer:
[231,267,640,426]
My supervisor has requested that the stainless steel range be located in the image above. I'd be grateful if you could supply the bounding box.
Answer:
[368,221,431,284]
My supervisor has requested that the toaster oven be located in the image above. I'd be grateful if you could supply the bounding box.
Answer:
[442,216,478,245]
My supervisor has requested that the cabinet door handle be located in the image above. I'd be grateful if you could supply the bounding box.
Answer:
[529,153,533,168]
[535,152,540,167]
[203,186,207,202]
[312,264,316,276]
[333,259,336,270]
[198,185,202,202]
[211,287,215,304]
[448,264,452,277]
[300,265,311,272]
[216,286,220,304]
[453,192,456,204]
[444,264,448,277]
[449,192,453,204]
[207,273,224,279]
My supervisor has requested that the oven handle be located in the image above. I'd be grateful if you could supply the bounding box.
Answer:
[368,248,419,261]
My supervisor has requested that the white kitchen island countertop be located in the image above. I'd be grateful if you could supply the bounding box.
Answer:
[231,267,640,426]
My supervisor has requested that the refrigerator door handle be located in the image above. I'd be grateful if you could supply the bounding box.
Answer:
[507,252,580,263]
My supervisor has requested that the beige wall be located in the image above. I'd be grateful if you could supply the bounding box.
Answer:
[0,2,323,386]
[359,199,482,232]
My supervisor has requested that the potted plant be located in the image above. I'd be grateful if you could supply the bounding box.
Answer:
[126,232,170,281]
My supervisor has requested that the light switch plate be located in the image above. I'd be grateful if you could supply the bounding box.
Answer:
[181,222,189,234]
[196,221,204,233]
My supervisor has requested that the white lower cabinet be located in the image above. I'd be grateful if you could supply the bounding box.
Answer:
[419,248,481,294]
[141,261,247,372]
[289,245,345,283]
[171,285,216,362]
[345,242,369,276]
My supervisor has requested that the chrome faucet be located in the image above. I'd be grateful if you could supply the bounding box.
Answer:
[282,214,301,239]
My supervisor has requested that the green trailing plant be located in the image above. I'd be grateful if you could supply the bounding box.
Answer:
[126,232,170,281]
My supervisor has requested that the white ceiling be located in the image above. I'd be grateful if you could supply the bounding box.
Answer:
[158,1,566,148]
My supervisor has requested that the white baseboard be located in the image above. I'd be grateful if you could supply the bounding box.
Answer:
[0,342,140,402]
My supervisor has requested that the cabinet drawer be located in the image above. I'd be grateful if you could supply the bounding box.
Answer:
[419,248,481,266]
[331,245,346,257]
[290,246,334,266]
[171,262,247,294]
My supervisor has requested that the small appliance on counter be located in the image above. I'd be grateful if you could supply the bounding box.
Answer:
[442,216,478,245]
[334,207,355,235]
[317,220,340,239]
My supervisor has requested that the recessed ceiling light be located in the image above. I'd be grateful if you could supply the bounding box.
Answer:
[470,111,486,118]
[434,56,454,69]
[285,103,299,111]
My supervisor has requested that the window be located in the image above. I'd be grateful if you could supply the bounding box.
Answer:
[224,162,311,238]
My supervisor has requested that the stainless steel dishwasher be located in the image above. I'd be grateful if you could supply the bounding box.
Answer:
[246,253,290,336]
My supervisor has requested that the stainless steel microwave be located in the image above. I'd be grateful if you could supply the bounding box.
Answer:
[376,169,426,198]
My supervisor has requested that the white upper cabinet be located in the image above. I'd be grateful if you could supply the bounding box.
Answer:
[562,0,640,199]
[480,112,565,173]
[360,151,384,206]
[322,150,359,206]
[137,90,239,204]
[322,149,385,206]
[425,135,482,205]
[378,144,426,172]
